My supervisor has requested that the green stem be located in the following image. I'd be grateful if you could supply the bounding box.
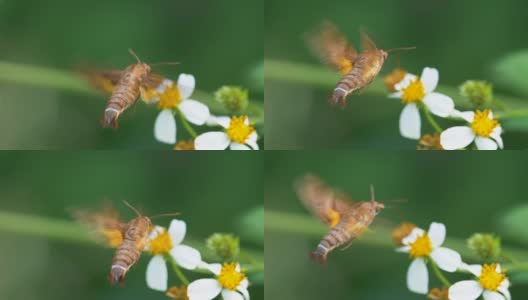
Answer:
[422,106,443,133]
[0,61,264,125]
[175,108,198,138]
[265,59,528,118]
[430,260,451,287]
[165,254,190,285]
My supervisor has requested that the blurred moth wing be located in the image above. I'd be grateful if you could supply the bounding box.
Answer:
[73,203,127,248]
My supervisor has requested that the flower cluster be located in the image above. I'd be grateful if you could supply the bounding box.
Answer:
[393,222,512,300]
[143,219,251,300]
[387,68,504,150]
[140,75,260,150]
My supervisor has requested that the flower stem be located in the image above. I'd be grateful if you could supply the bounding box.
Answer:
[165,254,190,285]
[175,108,198,138]
[423,107,443,133]
[430,260,451,287]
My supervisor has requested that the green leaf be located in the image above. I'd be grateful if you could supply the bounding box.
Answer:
[493,50,528,97]
[501,117,528,131]
[510,271,528,284]
[498,204,528,245]
[237,206,264,245]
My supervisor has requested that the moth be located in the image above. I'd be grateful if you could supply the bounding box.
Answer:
[307,21,415,108]
[84,49,176,128]
[74,201,177,284]
[295,174,384,263]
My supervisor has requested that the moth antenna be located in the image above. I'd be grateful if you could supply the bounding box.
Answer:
[149,212,181,219]
[128,48,142,63]
[122,200,142,217]
[370,184,376,202]
[386,46,416,53]
[149,62,180,67]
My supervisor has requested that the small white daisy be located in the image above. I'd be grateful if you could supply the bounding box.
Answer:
[449,263,511,300]
[187,262,250,300]
[390,67,455,139]
[397,222,462,294]
[440,109,503,150]
[194,115,259,150]
[143,74,210,144]
[145,219,204,292]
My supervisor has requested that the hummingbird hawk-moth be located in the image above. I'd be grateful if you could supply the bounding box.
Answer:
[307,21,415,108]
[295,174,385,263]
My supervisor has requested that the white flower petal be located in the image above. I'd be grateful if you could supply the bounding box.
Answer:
[450,110,475,123]
[154,109,177,144]
[238,278,249,290]
[230,142,251,150]
[146,255,168,291]
[475,136,498,150]
[396,246,411,253]
[420,67,439,93]
[389,91,403,98]
[207,115,231,128]
[179,99,210,125]
[148,225,165,240]
[427,222,446,247]
[431,247,462,272]
[237,287,250,300]
[168,219,186,245]
[460,264,482,277]
[490,127,504,149]
[399,103,421,140]
[483,290,506,300]
[440,126,475,150]
[221,289,244,300]
[195,132,231,150]
[407,258,428,294]
[449,280,483,300]
[156,79,173,94]
[498,281,511,300]
[395,73,418,91]
[203,263,222,275]
[177,74,195,99]
[170,245,203,270]
[423,93,454,117]
[248,131,258,142]
[187,278,222,300]
[402,228,425,245]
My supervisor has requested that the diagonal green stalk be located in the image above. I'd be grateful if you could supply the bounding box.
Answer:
[0,61,264,125]
[422,106,443,133]
[175,108,198,138]
[165,254,190,285]
[430,259,451,287]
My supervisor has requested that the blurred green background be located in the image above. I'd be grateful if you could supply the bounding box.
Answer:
[0,152,263,300]
[265,152,528,299]
[0,0,263,149]
[265,0,528,149]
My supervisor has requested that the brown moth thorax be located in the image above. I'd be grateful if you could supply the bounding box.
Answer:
[124,216,151,240]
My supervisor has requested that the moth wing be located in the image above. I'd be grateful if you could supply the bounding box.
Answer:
[73,204,127,248]
[306,21,358,74]
[295,174,355,227]
[360,27,378,52]
[82,69,124,94]
[139,73,165,104]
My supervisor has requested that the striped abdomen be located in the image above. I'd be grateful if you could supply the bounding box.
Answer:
[330,53,385,107]
[109,239,141,284]
[311,225,353,264]
[102,70,142,128]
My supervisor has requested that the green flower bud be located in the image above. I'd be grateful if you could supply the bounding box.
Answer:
[206,233,240,260]
[467,233,501,261]
[459,80,493,106]
[214,86,249,113]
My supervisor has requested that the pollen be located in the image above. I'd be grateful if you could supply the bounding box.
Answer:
[103,229,123,248]
[417,134,444,151]
[409,233,433,258]
[217,262,246,291]
[392,222,416,246]
[402,79,425,104]
[338,58,353,74]
[384,68,407,92]
[226,116,255,144]
[174,139,195,150]
[471,109,499,137]
[157,83,182,110]
[166,285,189,300]
[479,264,506,291]
[149,229,173,255]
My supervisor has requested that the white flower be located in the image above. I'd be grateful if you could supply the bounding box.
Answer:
[194,115,259,150]
[390,67,455,140]
[397,222,462,294]
[187,262,250,300]
[449,263,511,300]
[440,109,503,150]
[144,74,210,144]
[145,219,204,291]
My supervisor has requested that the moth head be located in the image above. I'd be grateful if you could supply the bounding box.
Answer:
[372,201,385,214]
[381,50,388,60]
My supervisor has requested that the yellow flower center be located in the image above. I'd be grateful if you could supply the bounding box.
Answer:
[217,262,246,290]
[149,229,173,255]
[141,87,160,104]
[327,209,341,228]
[103,229,123,248]
[157,83,182,110]
[226,116,255,144]
[479,264,506,291]
[470,109,499,137]
[402,79,425,104]
[409,233,433,258]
